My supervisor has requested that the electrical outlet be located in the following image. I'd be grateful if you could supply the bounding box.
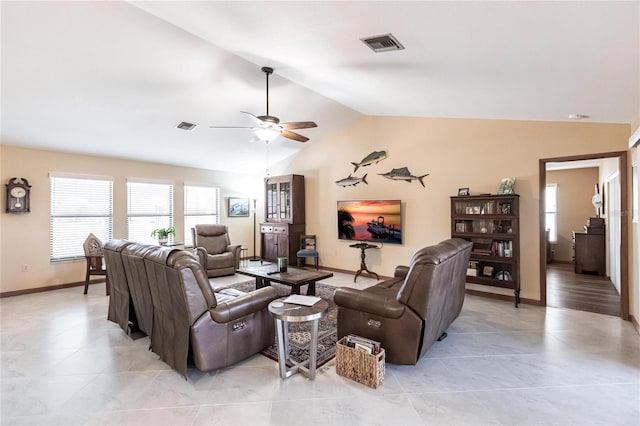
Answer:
[21,265,28,272]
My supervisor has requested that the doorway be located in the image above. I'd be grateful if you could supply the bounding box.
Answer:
[539,151,629,320]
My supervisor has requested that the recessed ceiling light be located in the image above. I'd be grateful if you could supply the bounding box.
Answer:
[568,114,590,120]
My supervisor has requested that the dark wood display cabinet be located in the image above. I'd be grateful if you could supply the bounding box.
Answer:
[260,174,305,265]
[450,194,520,307]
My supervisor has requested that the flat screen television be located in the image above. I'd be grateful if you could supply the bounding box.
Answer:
[337,200,402,244]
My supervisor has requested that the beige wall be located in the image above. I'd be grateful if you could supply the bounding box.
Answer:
[0,145,262,293]
[1,117,635,307]
[546,168,599,262]
[271,116,630,302]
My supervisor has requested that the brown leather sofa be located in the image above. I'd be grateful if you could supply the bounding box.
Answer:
[104,239,134,334]
[192,224,242,277]
[334,238,472,365]
[120,243,157,337]
[104,240,278,376]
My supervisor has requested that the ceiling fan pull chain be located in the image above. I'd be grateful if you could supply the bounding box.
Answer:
[265,141,270,176]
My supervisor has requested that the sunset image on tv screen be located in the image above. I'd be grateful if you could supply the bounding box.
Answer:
[337,200,402,244]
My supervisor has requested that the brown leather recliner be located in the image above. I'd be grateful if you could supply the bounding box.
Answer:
[192,224,241,277]
[334,238,472,365]
[143,246,278,375]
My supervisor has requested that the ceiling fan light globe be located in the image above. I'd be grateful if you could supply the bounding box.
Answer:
[254,127,281,142]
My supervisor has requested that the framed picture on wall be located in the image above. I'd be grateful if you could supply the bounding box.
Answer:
[228,197,250,217]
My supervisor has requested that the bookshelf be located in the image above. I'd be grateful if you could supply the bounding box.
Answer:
[450,194,520,307]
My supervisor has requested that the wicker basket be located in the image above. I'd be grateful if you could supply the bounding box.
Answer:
[335,337,385,389]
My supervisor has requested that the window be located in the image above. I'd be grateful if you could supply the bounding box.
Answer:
[127,181,174,244]
[545,184,558,243]
[184,185,220,245]
[50,175,113,262]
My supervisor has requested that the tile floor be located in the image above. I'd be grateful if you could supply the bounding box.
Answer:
[1,269,639,425]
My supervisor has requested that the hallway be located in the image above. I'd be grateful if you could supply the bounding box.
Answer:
[547,263,621,317]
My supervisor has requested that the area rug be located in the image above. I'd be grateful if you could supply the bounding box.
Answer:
[228,281,338,367]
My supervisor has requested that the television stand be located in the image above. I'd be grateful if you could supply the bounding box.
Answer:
[349,243,380,282]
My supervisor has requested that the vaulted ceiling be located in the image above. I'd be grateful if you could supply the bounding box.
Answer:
[2,1,638,172]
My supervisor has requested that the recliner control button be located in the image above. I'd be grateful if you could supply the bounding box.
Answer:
[367,319,381,328]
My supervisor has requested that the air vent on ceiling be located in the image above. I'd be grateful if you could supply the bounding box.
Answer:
[176,121,197,131]
[361,33,405,53]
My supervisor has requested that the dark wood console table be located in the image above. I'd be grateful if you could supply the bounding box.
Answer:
[573,232,605,276]
[349,242,380,282]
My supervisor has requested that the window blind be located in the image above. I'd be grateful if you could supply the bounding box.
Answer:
[127,181,174,244]
[50,176,113,262]
[184,185,220,245]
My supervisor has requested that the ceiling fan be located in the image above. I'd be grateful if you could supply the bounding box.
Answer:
[210,66,317,143]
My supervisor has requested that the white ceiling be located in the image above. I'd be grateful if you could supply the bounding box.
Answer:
[2,1,638,172]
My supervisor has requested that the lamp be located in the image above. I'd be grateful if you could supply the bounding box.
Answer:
[254,127,280,142]
[251,198,258,260]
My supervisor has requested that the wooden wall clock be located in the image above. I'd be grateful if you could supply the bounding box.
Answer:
[6,177,31,214]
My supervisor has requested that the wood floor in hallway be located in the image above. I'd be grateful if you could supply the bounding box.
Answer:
[546,262,621,317]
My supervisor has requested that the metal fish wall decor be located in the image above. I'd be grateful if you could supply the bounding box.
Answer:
[379,167,429,187]
[351,150,387,173]
[335,174,368,187]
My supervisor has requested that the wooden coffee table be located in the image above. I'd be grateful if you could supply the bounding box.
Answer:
[237,265,333,296]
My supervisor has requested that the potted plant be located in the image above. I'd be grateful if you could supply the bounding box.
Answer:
[150,226,176,245]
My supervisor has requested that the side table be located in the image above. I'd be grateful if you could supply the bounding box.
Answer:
[349,242,380,282]
[240,247,248,267]
[268,297,329,380]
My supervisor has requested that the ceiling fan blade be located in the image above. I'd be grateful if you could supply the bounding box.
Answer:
[240,111,264,125]
[282,121,318,130]
[281,130,309,143]
[209,125,253,129]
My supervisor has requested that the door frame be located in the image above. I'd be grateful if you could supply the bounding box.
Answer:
[539,151,629,320]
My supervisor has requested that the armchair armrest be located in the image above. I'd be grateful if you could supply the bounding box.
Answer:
[194,247,207,269]
[394,265,410,278]
[334,287,405,319]
[227,244,242,268]
[209,287,278,323]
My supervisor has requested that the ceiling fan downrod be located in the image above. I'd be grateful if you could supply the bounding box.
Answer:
[262,66,273,117]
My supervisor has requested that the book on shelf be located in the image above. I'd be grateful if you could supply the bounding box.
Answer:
[472,249,491,256]
[491,240,513,257]
[343,334,382,355]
